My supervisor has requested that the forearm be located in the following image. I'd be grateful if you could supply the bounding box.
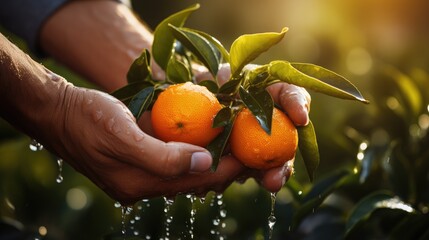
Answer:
[39,1,155,92]
[0,33,69,142]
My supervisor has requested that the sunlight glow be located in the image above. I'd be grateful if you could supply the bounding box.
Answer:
[419,114,429,130]
[375,198,414,213]
[346,47,373,75]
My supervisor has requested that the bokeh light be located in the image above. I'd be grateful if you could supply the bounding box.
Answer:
[66,187,91,210]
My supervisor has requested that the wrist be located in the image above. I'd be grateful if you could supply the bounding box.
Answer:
[0,34,71,146]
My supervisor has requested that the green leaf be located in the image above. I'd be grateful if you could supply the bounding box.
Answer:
[127,87,155,120]
[230,28,288,77]
[297,120,319,182]
[291,170,355,230]
[302,170,350,203]
[190,29,230,63]
[269,61,369,103]
[169,25,220,77]
[127,49,151,83]
[249,71,270,86]
[218,78,242,95]
[166,57,191,83]
[198,80,219,93]
[212,107,232,128]
[152,4,200,70]
[207,121,234,171]
[238,86,274,134]
[345,191,415,236]
[110,81,153,105]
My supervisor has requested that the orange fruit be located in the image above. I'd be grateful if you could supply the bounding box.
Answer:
[230,108,298,170]
[151,82,223,147]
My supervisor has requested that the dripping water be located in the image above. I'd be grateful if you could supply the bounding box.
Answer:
[186,194,197,239]
[161,197,175,240]
[210,193,226,240]
[29,139,43,151]
[56,159,63,183]
[114,202,133,238]
[267,192,277,240]
[121,206,133,236]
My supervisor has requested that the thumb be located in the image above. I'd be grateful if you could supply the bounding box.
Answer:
[120,127,213,177]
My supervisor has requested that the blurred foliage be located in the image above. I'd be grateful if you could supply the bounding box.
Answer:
[2,1,429,239]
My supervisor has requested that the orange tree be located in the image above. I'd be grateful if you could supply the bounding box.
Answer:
[111,4,368,182]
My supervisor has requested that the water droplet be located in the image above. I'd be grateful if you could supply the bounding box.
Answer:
[105,117,122,134]
[56,159,63,183]
[133,131,145,142]
[93,110,103,122]
[220,209,227,218]
[268,215,277,228]
[56,175,63,184]
[29,139,43,151]
[85,98,94,105]
[212,218,220,226]
[114,202,122,208]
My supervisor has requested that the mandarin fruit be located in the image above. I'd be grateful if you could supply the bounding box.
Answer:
[230,107,298,169]
[151,82,223,147]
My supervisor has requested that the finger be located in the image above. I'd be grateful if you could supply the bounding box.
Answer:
[267,83,311,126]
[261,161,294,192]
[124,129,213,177]
[95,96,213,178]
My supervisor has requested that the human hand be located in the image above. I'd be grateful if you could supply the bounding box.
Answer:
[194,63,311,192]
[36,76,248,205]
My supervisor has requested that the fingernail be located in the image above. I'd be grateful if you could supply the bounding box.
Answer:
[190,152,212,172]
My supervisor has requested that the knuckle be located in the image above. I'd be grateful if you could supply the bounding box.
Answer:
[157,145,189,177]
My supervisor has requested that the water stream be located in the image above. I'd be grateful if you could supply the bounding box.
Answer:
[267,192,277,240]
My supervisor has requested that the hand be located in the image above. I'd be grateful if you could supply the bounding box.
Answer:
[0,32,245,205]
[195,63,311,192]
[41,78,248,205]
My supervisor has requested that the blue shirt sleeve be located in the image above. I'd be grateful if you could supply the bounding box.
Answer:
[0,0,69,53]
